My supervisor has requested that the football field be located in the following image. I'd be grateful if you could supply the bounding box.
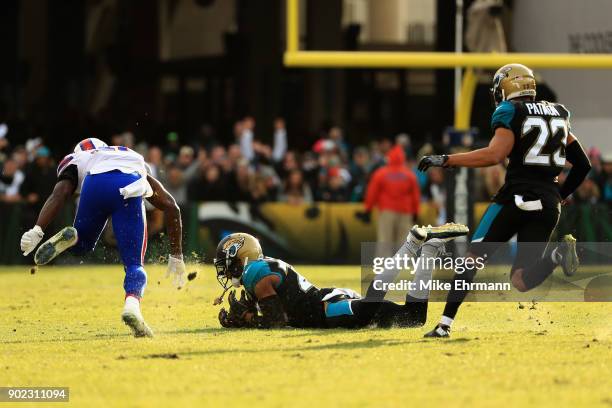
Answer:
[1,264,611,408]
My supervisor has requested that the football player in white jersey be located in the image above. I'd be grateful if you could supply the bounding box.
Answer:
[20,138,186,337]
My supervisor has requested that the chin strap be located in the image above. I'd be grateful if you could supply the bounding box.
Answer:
[213,286,231,305]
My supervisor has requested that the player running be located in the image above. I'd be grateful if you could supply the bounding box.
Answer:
[213,224,468,329]
[19,138,186,338]
[418,64,591,338]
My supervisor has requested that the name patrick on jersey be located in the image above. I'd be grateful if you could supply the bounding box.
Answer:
[525,102,560,116]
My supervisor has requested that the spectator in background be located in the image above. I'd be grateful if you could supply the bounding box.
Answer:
[161,131,180,163]
[600,153,612,202]
[414,141,434,190]
[147,146,163,179]
[320,167,349,202]
[277,150,299,181]
[20,146,55,209]
[329,126,349,161]
[362,145,420,244]
[272,118,287,163]
[209,145,227,167]
[348,146,370,201]
[164,165,187,207]
[258,165,280,200]
[253,140,273,167]
[301,151,320,194]
[188,164,228,202]
[230,159,254,202]
[227,144,242,169]
[25,137,43,163]
[588,147,607,197]
[368,137,393,176]
[11,146,28,170]
[110,131,134,149]
[240,116,255,162]
[317,151,351,202]
[197,123,218,151]
[0,158,24,203]
[123,132,135,149]
[279,169,313,205]
[0,125,9,162]
[573,177,600,204]
[250,174,273,204]
[424,167,447,225]
[395,133,413,161]
[179,145,202,182]
[177,145,195,169]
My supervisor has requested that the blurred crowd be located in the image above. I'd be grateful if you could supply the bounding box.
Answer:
[1,116,611,226]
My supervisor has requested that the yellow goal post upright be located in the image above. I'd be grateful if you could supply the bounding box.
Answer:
[283,0,612,130]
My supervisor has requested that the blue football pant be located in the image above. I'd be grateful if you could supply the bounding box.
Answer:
[71,171,148,298]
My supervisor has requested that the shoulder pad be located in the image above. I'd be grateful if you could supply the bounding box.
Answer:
[57,154,74,176]
[491,100,516,130]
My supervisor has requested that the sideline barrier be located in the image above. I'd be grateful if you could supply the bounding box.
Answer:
[0,202,609,265]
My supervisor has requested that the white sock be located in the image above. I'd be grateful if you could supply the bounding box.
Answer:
[374,233,424,297]
[123,296,142,316]
[440,315,454,327]
[408,241,440,300]
[405,231,425,257]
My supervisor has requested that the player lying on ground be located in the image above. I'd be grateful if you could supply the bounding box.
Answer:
[214,224,468,329]
[19,138,186,337]
[418,63,591,338]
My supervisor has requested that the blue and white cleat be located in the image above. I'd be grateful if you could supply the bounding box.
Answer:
[34,226,78,265]
[121,310,154,338]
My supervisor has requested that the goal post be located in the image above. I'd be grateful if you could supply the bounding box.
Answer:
[284,0,612,129]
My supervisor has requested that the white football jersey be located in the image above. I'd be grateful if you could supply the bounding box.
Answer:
[57,146,151,194]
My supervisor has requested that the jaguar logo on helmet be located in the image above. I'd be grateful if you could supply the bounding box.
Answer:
[491,63,536,106]
[214,233,263,299]
[222,236,245,258]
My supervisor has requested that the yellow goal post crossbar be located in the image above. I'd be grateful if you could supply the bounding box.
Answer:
[284,0,612,129]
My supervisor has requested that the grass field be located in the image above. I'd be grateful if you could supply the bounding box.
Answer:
[1,264,611,408]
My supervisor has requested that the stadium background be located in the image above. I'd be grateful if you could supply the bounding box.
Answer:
[0,0,610,265]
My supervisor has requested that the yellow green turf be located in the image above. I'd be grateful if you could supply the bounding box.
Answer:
[1,265,611,408]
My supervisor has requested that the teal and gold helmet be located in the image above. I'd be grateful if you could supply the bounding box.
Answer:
[214,233,263,290]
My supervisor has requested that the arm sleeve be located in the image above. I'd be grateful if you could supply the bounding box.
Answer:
[57,164,78,193]
[251,295,288,328]
[491,101,516,131]
[559,140,591,199]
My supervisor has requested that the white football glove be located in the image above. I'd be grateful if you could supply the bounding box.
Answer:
[20,225,44,256]
[166,254,187,289]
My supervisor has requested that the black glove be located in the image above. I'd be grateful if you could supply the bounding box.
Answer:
[355,210,371,224]
[418,155,449,172]
[219,307,244,328]
[219,290,257,328]
[229,289,256,318]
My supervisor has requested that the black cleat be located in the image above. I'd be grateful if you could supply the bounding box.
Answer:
[34,227,78,265]
[424,324,451,338]
[557,234,579,277]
